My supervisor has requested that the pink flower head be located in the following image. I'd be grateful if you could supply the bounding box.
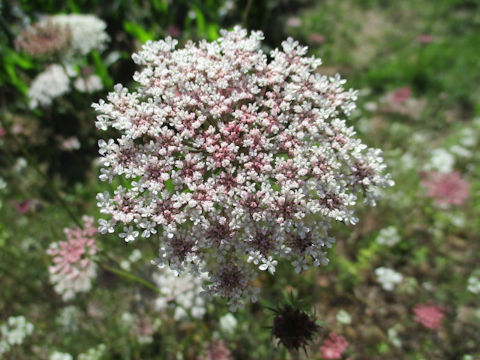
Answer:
[391,87,411,104]
[415,34,435,44]
[167,25,180,37]
[46,216,98,301]
[13,200,33,214]
[286,17,301,28]
[197,339,233,360]
[0,128,5,137]
[320,332,349,359]
[309,33,325,45]
[421,171,470,206]
[93,27,393,308]
[413,304,445,330]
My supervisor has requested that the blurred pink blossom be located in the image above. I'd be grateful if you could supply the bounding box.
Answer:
[421,171,470,206]
[0,128,5,137]
[286,17,301,27]
[13,200,33,214]
[197,339,233,360]
[167,25,180,37]
[320,332,349,359]
[46,216,98,301]
[380,86,425,119]
[309,33,325,45]
[415,34,435,44]
[413,304,445,330]
[391,87,411,103]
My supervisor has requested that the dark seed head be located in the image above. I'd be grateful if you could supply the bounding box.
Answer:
[272,304,319,351]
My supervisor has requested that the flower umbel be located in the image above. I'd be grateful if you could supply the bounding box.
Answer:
[421,171,470,206]
[46,216,98,301]
[320,332,349,359]
[413,304,445,330]
[93,27,393,307]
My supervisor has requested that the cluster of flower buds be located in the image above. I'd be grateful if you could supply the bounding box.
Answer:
[93,27,393,308]
[47,216,98,301]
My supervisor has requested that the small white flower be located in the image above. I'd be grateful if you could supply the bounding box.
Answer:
[467,276,480,294]
[375,267,403,291]
[376,226,400,247]
[292,259,309,273]
[74,74,103,93]
[336,309,352,324]
[98,218,115,234]
[219,313,237,334]
[119,226,139,242]
[259,256,278,275]
[139,220,157,238]
[50,352,73,360]
[426,148,455,173]
[387,327,402,348]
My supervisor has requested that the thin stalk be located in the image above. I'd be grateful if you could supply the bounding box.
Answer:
[242,0,254,27]
[101,263,160,294]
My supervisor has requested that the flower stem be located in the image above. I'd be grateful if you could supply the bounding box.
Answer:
[242,0,254,27]
[101,263,160,294]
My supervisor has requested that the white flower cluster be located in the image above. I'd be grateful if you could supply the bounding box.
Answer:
[219,313,237,334]
[375,267,403,291]
[47,14,109,56]
[28,64,103,108]
[74,75,104,93]
[93,27,393,308]
[28,64,70,108]
[78,344,106,360]
[0,316,34,355]
[375,226,400,247]
[153,267,207,319]
[50,344,105,360]
[50,352,73,360]
[24,14,108,108]
[467,275,480,294]
[426,148,455,173]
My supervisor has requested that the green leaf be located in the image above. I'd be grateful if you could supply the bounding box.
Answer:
[123,21,155,43]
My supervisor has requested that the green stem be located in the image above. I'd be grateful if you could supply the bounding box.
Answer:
[242,0,254,27]
[101,263,161,294]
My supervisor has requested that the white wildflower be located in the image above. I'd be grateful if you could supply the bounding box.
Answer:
[74,74,103,93]
[50,352,73,360]
[93,26,393,307]
[467,276,480,294]
[375,267,403,291]
[336,309,352,325]
[426,148,455,173]
[153,267,206,320]
[387,327,402,348]
[0,316,34,355]
[375,226,400,247]
[49,14,109,56]
[219,313,237,334]
[28,64,70,108]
